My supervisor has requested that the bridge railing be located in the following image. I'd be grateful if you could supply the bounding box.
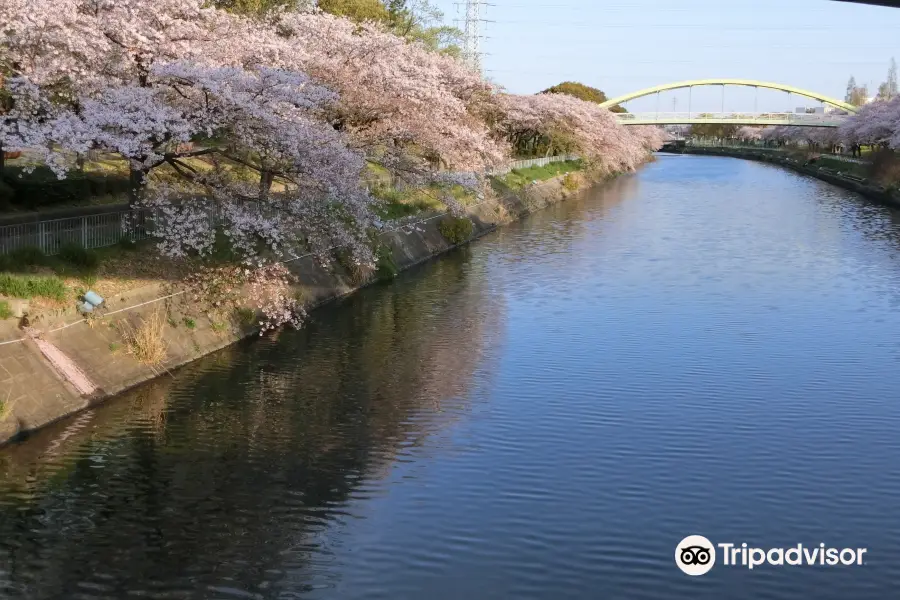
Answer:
[616,112,847,125]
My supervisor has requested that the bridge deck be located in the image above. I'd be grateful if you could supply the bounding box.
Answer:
[616,112,848,127]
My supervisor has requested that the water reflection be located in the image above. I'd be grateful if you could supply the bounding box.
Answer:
[0,251,502,599]
[3,156,900,599]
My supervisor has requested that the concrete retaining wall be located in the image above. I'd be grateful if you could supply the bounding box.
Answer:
[0,174,587,446]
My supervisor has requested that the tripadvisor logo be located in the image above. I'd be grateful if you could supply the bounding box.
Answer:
[676,535,716,576]
[675,535,867,576]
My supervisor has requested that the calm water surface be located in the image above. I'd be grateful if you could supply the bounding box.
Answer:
[2,155,900,599]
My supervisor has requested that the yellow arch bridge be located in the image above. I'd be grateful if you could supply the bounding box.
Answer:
[599,79,859,127]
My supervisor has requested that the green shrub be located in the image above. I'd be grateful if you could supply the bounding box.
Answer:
[438,216,474,245]
[208,228,240,264]
[332,247,367,285]
[562,172,581,192]
[235,307,256,325]
[183,317,196,329]
[375,244,398,281]
[117,237,138,251]
[57,243,100,272]
[2,167,132,210]
[0,273,67,301]
[79,273,98,288]
[6,246,47,269]
[0,300,12,320]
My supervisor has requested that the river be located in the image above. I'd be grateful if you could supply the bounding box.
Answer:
[2,155,900,599]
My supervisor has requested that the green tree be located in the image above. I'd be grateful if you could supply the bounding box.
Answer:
[541,81,626,113]
[877,58,898,100]
[383,0,462,55]
[845,75,869,106]
[845,76,857,103]
[689,121,739,139]
[211,0,308,15]
[850,84,869,107]
[318,0,390,22]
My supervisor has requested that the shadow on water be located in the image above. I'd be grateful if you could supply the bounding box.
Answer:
[0,246,504,598]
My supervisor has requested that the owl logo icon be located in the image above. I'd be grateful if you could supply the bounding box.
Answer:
[676,535,716,575]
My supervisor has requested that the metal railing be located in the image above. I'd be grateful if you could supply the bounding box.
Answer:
[617,112,849,127]
[0,156,579,256]
[0,208,155,256]
[489,154,580,176]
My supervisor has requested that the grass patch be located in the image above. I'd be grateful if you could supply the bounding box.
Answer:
[375,244,399,281]
[117,237,138,251]
[57,243,100,272]
[0,301,12,320]
[0,273,67,301]
[0,246,47,271]
[438,216,474,245]
[0,390,11,420]
[562,172,582,192]
[108,342,120,353]
[373,186,444,220]
[235,307,256,325]
[210,321,227,333]
[122,311,168,366]
[373,184,476,221]
[812,156,869,179]
[498,160,583,190]
[183,317,196,329]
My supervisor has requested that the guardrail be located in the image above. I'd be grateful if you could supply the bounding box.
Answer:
[489,154,579,176]
[1,156,578,256]
[0,207,155,256]
[617,112,849,127]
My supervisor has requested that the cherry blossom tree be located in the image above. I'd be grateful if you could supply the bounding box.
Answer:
[493,92,663,176]
[838,98,900,149]
[23,62,374,264]
[1,0,665,337]
[736,126,764,142]
[272,11,507,174]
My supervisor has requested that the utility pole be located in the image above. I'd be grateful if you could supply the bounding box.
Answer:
[462,0,487,72]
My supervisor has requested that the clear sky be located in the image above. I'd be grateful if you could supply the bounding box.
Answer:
[433,0,900,112]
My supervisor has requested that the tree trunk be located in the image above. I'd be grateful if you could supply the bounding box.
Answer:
[129,165,146,206]
[259,170,274,201]
[0,141,5,176]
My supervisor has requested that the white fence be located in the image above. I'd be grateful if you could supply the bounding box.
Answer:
[0,156,578,256]
[489,154,580,176]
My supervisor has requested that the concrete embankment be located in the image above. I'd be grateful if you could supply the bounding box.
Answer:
[669,146,900,208]
[0,173,595,446]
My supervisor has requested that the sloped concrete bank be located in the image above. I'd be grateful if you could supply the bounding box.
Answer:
[0,173,596,446]
[673,147,900,208]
